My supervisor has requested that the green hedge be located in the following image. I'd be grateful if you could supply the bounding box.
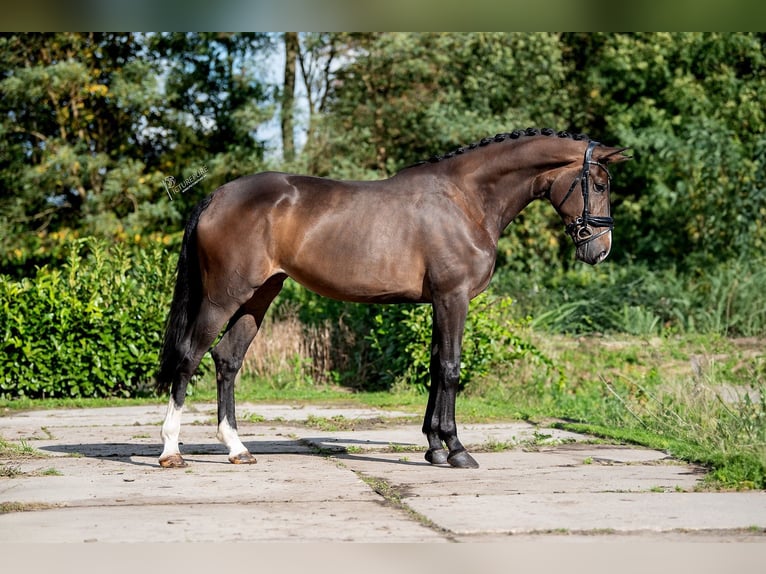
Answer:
[276,280,553,392]
[365,293,552,392]
[0,239,175,398]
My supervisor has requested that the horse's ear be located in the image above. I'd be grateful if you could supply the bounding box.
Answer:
[597,146,632,164]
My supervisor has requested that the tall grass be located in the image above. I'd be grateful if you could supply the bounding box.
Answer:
[691,260,766,335]
[496,256,766,337]
[599,368,766,489]
[242,307,352,387]
[494,334,766,490]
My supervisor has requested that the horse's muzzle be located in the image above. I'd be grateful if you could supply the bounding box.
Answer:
[575,230,612,265]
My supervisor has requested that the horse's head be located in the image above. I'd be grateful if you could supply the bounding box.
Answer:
[547,140,631,265]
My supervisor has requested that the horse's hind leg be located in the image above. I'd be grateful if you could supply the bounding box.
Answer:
[211,312,259,464]
[160,299,236,468]
[212,275,285,464]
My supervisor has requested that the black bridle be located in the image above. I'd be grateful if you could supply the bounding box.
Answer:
[555,140,614,247]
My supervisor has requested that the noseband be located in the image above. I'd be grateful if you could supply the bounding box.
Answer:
[555,140,614,247]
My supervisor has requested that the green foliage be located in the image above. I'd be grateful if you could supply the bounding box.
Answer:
[0,238,175,398]
[687,258,766,336]
[366,293,548,392]
[365,303,432,390]
[0,32,273,263]
[577,32,766,267]
[4,32,766,277]
[498,256,766,337]
[314,32,571,178]
[275,282,551,393]
[0,34,170,240]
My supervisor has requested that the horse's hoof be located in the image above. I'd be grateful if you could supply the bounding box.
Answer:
[159,454,187,468]
[448,450,479,469]
[229,451,257,464]
[425,448,449,465]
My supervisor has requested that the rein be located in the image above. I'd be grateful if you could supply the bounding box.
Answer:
[555,140,614,247]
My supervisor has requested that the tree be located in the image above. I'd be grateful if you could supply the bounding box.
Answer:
[148,32,276,208]
[0,33,278,273]
[3,32,763,276]
[569,32,766,267]
[0,33,170,270]
[281,32,298,163]
[311,33,571,175]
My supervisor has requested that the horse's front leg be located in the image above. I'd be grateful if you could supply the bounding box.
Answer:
[424,293,479,469]
[423,331,448,465]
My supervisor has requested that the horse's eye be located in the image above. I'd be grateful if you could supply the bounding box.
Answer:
[594,182,607,193]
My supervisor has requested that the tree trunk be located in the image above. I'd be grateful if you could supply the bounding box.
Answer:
[281,32,298,163]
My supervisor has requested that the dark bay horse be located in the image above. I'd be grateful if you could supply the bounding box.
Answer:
[156,128,630,469]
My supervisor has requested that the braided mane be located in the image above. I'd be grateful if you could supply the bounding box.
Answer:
[407,127,591,169]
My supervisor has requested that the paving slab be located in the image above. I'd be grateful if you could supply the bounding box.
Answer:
[2,403,766,543]
[0,501,445,543]
[408,491,766,534]
[335,448,704,495]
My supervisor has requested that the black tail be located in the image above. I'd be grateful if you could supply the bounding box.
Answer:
[156,194,215,394]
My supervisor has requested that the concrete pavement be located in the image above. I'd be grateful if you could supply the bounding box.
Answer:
[1,402,765,543]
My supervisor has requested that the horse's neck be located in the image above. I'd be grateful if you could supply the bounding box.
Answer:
[459,155,542,241]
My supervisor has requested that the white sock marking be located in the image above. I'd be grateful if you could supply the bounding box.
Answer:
[217,415,248,458]
[160,398,183,460]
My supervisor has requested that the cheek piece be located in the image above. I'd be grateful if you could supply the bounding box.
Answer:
[554,140,614,247]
